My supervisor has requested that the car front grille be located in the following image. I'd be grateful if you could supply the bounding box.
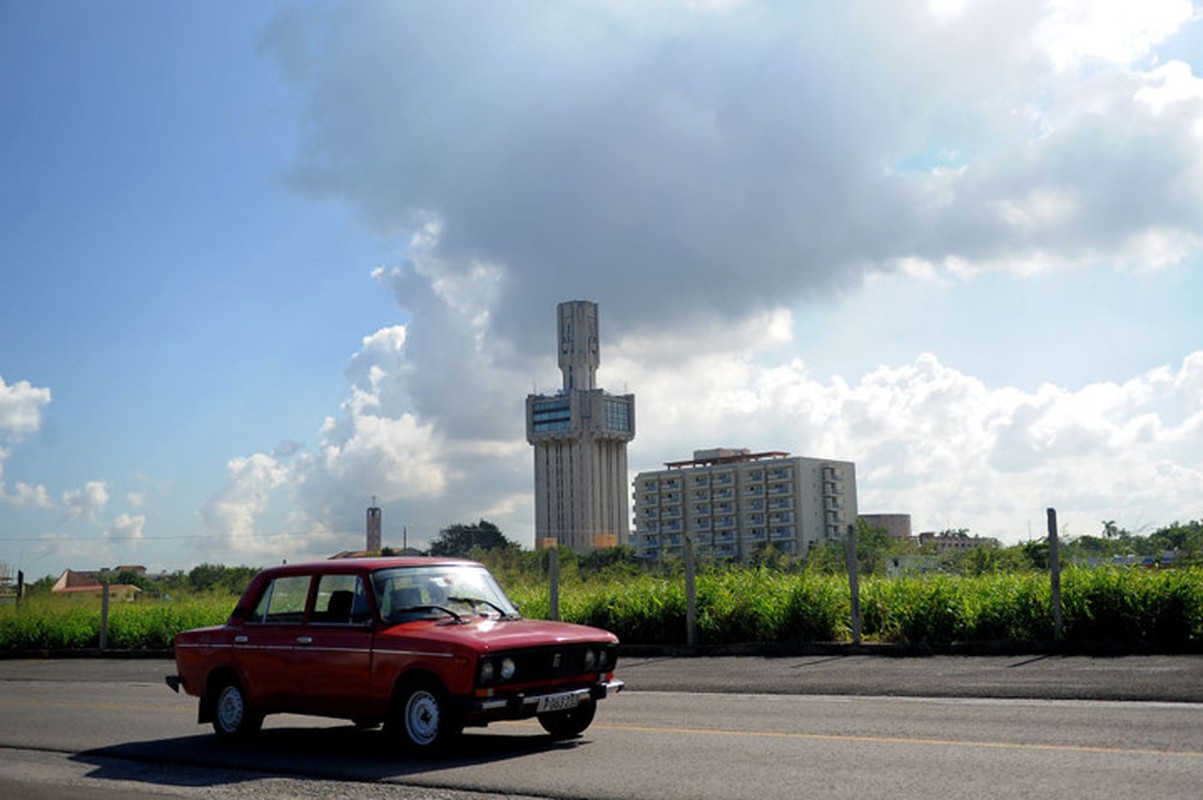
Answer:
[502,642,618,683]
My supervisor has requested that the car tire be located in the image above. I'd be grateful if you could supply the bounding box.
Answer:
[390,678,461,750]
[210,678,263,739]
[537,700,597,739]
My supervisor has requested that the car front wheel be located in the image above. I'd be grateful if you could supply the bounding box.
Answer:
[390,679,461,750]
[537,700,597,739]
[210,678,263,739]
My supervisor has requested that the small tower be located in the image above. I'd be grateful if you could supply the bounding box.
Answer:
[366,497,382,552]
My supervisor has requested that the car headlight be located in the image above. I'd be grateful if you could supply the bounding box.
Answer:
[583,649,597,670]
[596,649,609,670]
[479,659,496,684]
[500,657,516,681]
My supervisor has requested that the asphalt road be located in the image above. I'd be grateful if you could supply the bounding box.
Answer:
[1,656,1202,799]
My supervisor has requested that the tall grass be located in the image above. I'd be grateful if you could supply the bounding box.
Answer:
[0,594,234,651]
[4,567,1201,651]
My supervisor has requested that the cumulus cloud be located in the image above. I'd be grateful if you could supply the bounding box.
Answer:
[0,376,51,439]
[609,324,1203,538]
[191,1,1203,556]
[62,481,109,523]
[198,454,293,557]
[0,375,53,507]
[261,0,1203,348]
[106,512,146,542]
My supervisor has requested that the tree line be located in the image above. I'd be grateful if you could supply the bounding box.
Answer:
[17,517,1200,598]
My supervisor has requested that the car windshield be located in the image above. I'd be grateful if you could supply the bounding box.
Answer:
[371,565,520,624]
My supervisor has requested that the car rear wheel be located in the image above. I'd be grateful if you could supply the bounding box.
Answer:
[390,678,461,750]
[537,700,597,739]
[211,678,263,739]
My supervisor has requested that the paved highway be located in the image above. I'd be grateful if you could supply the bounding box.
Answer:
[1,657,1202,799]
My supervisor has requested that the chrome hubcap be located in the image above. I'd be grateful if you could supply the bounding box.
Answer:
[405,690,440,746]
[216,685,244,732]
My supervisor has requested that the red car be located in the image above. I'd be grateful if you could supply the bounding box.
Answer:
[166,557,622,749]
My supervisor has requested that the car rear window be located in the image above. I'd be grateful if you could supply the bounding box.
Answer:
[249,574,311,624]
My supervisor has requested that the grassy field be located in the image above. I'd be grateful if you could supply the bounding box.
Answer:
[3,566,1201,651]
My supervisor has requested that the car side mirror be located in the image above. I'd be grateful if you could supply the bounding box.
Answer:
[229,606,250,621]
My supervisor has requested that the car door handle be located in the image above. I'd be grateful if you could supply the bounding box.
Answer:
[296,636,313,645]
[234,635,248,644]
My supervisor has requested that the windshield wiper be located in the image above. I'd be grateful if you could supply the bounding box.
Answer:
[448,596,519,620]
[395,604,466,624]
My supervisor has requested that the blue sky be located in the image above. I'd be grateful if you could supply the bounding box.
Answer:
[2,1,1201,579]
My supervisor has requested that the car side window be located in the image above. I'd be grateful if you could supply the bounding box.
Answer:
[249,575,311,624]
[311,574,371,625]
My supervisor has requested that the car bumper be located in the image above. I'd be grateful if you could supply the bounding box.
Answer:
[469,678,624,717]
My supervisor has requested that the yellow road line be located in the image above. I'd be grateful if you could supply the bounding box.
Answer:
[501,719,1203,759]
[0,698,188,714]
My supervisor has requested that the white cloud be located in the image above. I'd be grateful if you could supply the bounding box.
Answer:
[1,479,53,510]
[0,376,51,440]
[184,2,1203,557]
[1034,0,1194,72]
[258,1,1203,343]
[0,376,54,507]
[106,512,146,542]
[198,454,291,557]
[62,481,109,523]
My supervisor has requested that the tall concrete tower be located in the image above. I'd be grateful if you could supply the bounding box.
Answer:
[526,301,635,552]
[366,498,382,552]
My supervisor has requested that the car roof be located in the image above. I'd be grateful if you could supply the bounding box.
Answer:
[255,556,484,577]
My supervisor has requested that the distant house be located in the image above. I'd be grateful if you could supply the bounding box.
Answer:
[917,531,999,551]
[51,569,142,601]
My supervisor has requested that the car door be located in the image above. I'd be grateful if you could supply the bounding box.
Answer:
[234,572,312,711]
[290,572,376,717]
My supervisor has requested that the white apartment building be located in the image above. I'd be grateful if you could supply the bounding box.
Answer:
[526,301,636,552]
[631,448,857,561]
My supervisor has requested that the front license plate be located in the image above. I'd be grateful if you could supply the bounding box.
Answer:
[537,692,580,713]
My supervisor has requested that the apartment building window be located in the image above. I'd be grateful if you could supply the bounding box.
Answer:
[747,484,764,495]
[695,504,710,515]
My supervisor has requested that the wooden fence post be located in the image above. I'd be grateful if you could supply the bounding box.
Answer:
[845,524,862,645]
[548,546,560,622]
[1047,508,1063,643]
[684,535,697,647]
[99,582,110,651]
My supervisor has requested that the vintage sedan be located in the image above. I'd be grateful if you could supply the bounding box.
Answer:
[166,557,622,749]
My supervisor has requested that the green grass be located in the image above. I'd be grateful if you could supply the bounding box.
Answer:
[4,567,1201,651]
